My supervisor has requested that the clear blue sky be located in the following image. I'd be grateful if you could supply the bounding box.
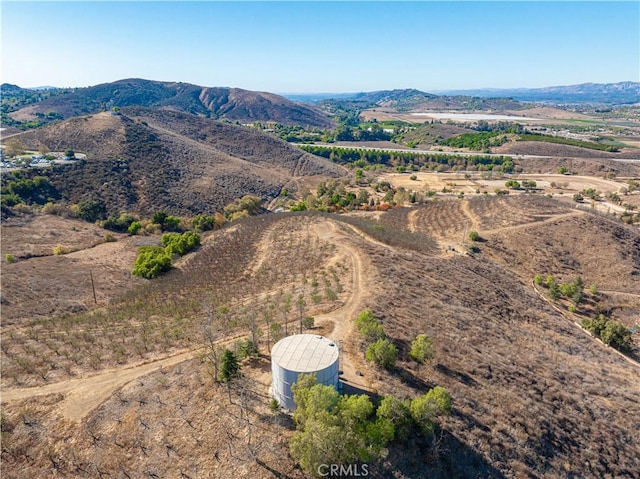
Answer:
[2,1,638,93]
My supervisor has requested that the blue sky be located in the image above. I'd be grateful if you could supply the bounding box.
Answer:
[2,1,638,92]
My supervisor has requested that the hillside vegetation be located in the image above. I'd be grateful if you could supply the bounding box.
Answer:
[2,79,333,128]
[1,195,639,478]
[2,109,346,216]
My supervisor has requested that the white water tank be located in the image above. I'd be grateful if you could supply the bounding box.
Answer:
[271,334,339,411]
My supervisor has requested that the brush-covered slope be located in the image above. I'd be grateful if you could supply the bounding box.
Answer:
[10,109,346,215]
[5,78,334,128]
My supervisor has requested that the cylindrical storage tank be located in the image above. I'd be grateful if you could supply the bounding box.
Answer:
[271,334,339,411]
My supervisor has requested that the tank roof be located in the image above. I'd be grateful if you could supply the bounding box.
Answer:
[271,334,339,373]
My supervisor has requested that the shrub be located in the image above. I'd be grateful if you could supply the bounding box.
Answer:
[77,200,107,222]
[410,334,434,365]
[468,230,480,242]
[102,212,137,232]
[236,339,258,359]
[355,309,385,343]
[601,321,633,352]
[302,316,315,330]
[192,214,215,232]
[127,221,142,235]
[52,244,70,255]
[161,231,200,256]
[103,233,116,243]
[5,253,17,263]
[366,338,397,369]
[131,246,171,279]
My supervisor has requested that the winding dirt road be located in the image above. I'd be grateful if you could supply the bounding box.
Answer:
[1,218,376,420]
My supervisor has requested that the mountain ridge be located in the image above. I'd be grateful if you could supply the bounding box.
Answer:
[2,78,334,128]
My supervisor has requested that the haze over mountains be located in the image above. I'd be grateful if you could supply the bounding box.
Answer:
[287,81,640,105]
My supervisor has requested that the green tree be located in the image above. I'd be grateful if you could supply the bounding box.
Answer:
[468,230,481,242]
[77,200,107,222]
[505,180,521,189]
[219,349,240,383]
[376,395,413,441]
[131,246,171,279]
[409,386,452,436]
[601,321,633,352]
[290,375,393,477]
[366,339,397,369]
[410,334,434,365]
[355,309,385,343]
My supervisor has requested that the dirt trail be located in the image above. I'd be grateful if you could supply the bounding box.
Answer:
[310,220,377,393]
[1,218,377,419]
[1,348,197,420]
[482,210,586,236]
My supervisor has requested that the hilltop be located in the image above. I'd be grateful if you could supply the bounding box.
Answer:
[2,78,334,128]
[318,88,525,113]
[3,109,346,216]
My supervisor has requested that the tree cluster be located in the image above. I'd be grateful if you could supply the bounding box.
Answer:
[1,173,59,207]
[132,231,201,279]
[355,310,397,369]
[582,315,633,352]
[300,144,515,173]
[289,374,452,477]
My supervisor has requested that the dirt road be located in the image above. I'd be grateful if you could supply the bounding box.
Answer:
[1,218,377,419]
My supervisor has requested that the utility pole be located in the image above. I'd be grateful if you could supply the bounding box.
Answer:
[89,270,97,304]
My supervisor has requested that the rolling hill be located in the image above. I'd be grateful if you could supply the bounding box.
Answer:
[312,88,526,113]
[5,108,346,216]
[1,197,639,478]
[437,81,640,105]
[3,78,334,128]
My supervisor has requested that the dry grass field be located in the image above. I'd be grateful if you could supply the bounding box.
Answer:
[2,195,640,478]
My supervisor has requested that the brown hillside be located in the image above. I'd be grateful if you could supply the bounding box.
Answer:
[8,110,347,216]
[8,78,334,128]
[495,140,640,160]
[2,200,639,478]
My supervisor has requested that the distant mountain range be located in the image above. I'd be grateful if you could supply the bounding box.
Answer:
[287,82,640,106]
[429,82,639,105]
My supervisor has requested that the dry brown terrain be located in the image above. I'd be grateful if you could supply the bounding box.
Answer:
[5,109,347,217]
[2,196,640,478]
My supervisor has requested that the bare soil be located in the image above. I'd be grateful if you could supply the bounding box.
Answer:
[2,197,640,478]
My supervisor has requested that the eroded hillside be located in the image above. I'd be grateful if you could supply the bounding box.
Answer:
[5,110,346,216]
